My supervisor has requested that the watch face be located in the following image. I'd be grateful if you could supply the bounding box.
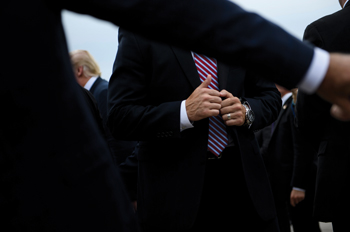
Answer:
[247,110,255,122]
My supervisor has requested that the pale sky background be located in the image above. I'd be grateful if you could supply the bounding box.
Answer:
[62,0,341,81]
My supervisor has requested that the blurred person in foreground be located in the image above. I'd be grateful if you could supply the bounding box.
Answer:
[296,0,350,230]
[3,0,350,231]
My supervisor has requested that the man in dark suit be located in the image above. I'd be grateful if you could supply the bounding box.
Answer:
[70,50,107,121]
[107,28,282,232]
[296,1,350,230]
[3,0,350,231]
[70,50,137,165]
[256,86,319,232]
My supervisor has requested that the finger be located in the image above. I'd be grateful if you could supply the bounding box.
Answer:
[220,89,234,99]
[330,99,350,121]
[199,75,212,89]
[207,95,222,103]
[222,110,243,120]
[221,97,240,108]
[290,198,296,207]
[223,111,245,126]
[203,108,220,117]
[225,117,245,126]
[220,105,235,115]
[221,103,243,115]
[206,102,222,110]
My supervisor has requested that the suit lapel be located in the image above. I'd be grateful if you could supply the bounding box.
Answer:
[270,97,292,139]
[171,47,201,89]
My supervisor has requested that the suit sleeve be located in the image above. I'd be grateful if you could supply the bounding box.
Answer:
[58,0,314,89]
[118,144,139,201]
[107,29,182,141]
[242,73,282,131]
[303,23,324,49]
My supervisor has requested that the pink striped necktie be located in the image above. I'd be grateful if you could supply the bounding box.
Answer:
[193,53,228,156]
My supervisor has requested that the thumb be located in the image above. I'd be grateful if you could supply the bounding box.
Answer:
[199,75,212,88]
[330,98,350,121]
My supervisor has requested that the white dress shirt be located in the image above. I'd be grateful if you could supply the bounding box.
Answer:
[84,77,98,91]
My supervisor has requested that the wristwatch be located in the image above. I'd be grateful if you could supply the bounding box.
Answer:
[242,101,255,128]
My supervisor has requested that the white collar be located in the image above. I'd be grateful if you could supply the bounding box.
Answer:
[343,0,349,8]
[281,92,292,106]
[84,77,98,91]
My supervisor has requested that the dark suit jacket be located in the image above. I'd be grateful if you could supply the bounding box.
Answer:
[80,85,106,136]
[297,3,350,222]
[90,77,138,166]
[257,97,296,187]
[1,0,317,230]
[256,96,317,202]
[108,28,281,230]
[90,77,109,125]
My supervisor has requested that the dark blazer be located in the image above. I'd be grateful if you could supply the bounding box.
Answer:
[80,85,106,137]
[256,96,318,231]
[297,3,350,222]
[108,28,281,230]
[90,77,109,125]
[258,96,317,190]
[90,77,138,165]
[257,97,297,186]
[1,0,317,230]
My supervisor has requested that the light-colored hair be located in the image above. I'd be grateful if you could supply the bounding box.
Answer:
[70,50,101,77]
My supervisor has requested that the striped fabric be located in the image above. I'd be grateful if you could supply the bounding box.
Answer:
[193,53,228,156]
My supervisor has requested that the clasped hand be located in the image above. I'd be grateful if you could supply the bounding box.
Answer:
[186,75,246,126]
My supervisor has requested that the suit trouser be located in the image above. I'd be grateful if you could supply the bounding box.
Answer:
[331,170,350,232]
[288,186,320,232]
[140,146,279,232]
[270,175,320,232]
[189,146,279,232]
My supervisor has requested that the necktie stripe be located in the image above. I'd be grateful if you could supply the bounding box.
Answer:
[195,63,217,79]
[211,115,226,127]
[193,52,228,156]
[209,124,228,142]
[196,60,217,76]
[209,125,228,143]
[211,118,227,134]
[207,144,221,156]
[208,131,228,146]
[208,142,223,152]
[208,143,225,155]
[194,54,217,69]
[194,55,217,75]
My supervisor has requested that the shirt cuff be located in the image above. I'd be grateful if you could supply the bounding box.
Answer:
[180,100,194,131]
[298,47,330,94]
[292,187,305,192]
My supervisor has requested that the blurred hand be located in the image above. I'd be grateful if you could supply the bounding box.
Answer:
[186,75,222,121]
[132,201,137,212]
[220,89,245,126]
[317,53,350,121]
[290,189,305,207]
